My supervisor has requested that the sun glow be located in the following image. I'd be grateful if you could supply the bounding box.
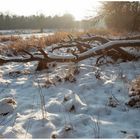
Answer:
[0,0,100,20]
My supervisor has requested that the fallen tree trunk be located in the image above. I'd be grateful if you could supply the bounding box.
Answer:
[0,39,140,66]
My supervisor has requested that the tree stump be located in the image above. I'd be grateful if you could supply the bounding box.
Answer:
[36,60,48,71]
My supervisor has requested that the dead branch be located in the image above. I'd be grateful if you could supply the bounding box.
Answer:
[78,35,109,43]
[0,39,140,67]
[37,47,48,58]
[0,34,140,70]
[21,49,34,58]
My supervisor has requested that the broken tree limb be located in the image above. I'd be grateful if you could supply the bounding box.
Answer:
[47,39,140,62]
[52,35,109,51]
[0,39,140,66]
[78,35,109,43]
[21,49,34,58]
[114,48,136,61]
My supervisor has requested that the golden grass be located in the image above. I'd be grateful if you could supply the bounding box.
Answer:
[0,35,21,42]
[0,29,131,52]
[44,32,69,45]
[0,32,69,51]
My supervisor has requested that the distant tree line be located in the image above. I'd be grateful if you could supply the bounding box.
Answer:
[1,1,140,32]
[0,13,76,30]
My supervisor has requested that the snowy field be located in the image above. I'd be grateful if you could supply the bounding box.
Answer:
[0,33,140,138]
[0,29,54,38]
[0,58,140,138]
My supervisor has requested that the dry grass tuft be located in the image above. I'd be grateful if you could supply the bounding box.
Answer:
[127,76,140,108]
[129,76,140,97]
[44,32,69,46]
[0,35,21,42]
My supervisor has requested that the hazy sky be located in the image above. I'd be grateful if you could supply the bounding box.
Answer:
[0,0,101,20]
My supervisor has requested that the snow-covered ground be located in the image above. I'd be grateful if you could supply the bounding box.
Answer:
[0,54,140,138]
[0,29,54,38]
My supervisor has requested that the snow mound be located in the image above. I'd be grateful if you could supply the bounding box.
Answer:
[51,124,74,138]
[51,114,96,138]
[62,92,87,113]
[29,120,55,138]
[0,98,17,115]
[47,92,87,113]
[47,100,63,113]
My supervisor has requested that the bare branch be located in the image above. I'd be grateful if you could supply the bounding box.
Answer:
[37,47,48,58]
[21,49,34,58]
[0,38,140,66]
[79,35,109,43]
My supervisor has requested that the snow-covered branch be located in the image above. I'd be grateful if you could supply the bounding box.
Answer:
[0,36,140,68]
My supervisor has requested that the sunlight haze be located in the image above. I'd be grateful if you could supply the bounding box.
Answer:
[0,0,101,20]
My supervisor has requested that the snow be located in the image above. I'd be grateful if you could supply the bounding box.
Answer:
[0,98,16,115]
[0,42,8,47]
[0,44,140,138]
[0,29,53,38]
